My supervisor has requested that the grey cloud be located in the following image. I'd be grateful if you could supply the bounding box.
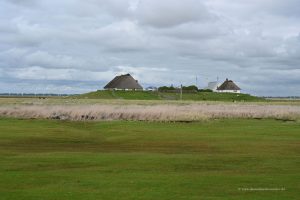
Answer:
[207,0,300,19]
[154,21,229,40]
[0,0,300,96]
[259,0,300,18]
[135,0,214,28]
[7,0,38,7]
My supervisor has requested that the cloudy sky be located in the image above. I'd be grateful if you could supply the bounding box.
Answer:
[0,0,300,96]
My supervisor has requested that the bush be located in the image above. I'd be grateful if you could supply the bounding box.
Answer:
[182,85,198,91]
[158,86,176,91]
[199,89,213,92]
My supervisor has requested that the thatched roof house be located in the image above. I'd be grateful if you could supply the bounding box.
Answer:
[217,78,241,93]
[104,74,143,90]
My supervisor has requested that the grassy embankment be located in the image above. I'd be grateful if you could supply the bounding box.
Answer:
[76,90,264,102]
[0,118,299,199]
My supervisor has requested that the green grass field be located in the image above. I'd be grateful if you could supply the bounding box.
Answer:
[76,90,264,102]
[0,118,299,199]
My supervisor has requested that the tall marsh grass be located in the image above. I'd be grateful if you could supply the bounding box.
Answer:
[0,103,300,121]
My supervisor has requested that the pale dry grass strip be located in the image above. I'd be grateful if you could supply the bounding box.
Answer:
[0,104,300,121]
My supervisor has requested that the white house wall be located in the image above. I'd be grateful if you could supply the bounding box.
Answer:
[217,90,241,93]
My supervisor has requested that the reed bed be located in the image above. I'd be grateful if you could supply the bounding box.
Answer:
[1,103,300,121]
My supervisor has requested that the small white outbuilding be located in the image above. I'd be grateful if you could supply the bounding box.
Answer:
[204,81,220,92]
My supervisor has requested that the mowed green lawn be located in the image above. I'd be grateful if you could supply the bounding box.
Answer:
[0,118,299,200]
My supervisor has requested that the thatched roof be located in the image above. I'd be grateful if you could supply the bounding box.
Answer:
[217,79,241,91]
[104,74,143,90]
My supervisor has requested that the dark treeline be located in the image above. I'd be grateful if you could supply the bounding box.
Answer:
[158,85,212,92]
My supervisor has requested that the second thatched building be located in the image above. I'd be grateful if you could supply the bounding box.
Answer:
[217,78,241,93]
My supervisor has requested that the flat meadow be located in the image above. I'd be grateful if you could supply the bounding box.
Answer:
[0,97,300,199]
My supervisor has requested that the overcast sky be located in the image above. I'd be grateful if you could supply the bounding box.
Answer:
[0,0,300,96]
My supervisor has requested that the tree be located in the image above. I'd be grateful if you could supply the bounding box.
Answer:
[182,85,198,91]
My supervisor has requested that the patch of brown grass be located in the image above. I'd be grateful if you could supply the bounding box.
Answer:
[1,103,300,121]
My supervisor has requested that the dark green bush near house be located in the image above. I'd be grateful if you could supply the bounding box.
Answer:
[199,89,213,92]
[158,86,176,91]
[159,85,198,92]
[182,85,198,91]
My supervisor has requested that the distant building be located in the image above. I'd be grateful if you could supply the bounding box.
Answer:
[217,78,241,93]
[104,74,143,90]
[204,81,219,92]
[145,86,158,91]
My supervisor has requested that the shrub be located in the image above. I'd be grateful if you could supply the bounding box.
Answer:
[158,86,176,91]
[199,89,213,92]
[182,85,198,91]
